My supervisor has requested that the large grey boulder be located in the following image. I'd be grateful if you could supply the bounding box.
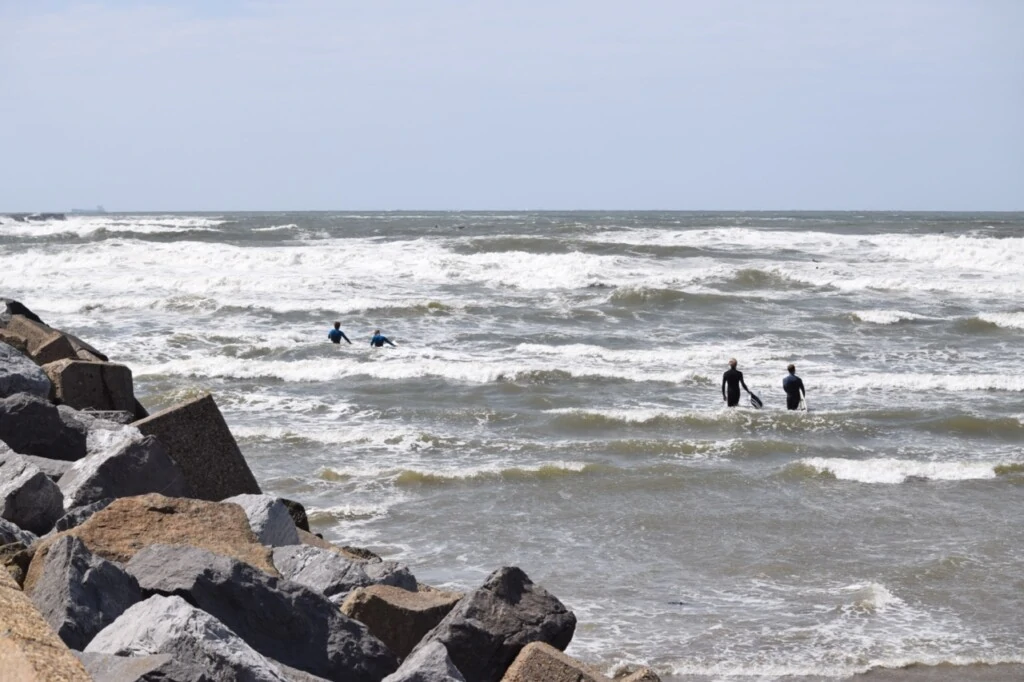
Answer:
[0,516,37,546]
[0,447,64,534]
[411,567,577,682]
[74,652,178,682]
[383,641,466,682]
[54,498,115,532]
[125,544,399,682]
[58,434,192,510]
[29,536,142,650]
[224,494,300,547]
[0,340,51,398]
[272,544,416,601]
[85,594,288,682]
[58,406,138,450]
[20,453,73,481]
[0,392,88,461]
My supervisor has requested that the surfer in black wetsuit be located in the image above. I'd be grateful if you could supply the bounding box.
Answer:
[722,358,751,407]
[782,364,805,410]
[370,330,396,348]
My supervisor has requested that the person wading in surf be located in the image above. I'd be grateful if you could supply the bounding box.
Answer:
[782,363,806,410]
[328,321,351,344]
[722,358,751,407]
[370,330,396,348]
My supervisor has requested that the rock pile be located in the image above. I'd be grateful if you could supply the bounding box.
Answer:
[0,299,661,682]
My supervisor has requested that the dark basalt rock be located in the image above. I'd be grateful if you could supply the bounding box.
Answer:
[0,392,88,461]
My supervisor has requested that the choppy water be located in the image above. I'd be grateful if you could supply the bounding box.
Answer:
[3,211,1023,680]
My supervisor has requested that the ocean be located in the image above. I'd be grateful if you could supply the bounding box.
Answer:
[3,211,1022,680]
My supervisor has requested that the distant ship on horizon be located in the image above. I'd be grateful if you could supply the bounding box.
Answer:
[69,205,106,214]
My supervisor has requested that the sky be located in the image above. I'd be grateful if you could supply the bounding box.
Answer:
[2,0,1022,211]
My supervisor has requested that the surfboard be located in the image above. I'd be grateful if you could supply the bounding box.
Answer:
[749,392,763,409]
[800,396,808,412]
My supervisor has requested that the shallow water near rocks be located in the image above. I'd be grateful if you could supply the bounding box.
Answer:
[4,211,1024,680]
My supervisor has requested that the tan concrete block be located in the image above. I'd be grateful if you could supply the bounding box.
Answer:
[502,641,608,682]
[43,359,135,412]
[341,584,462,660]
[6,315,78,365]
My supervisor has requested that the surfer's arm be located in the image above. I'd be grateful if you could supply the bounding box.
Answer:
[740,377,750,393]
[721,376,727,400]
[340,332,351,344]
[384,336,396,347]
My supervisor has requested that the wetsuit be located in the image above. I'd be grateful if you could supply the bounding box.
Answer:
[783,373,805,410]
[370,334,395,348]
[722,368,748,407]
[328,328,350,344]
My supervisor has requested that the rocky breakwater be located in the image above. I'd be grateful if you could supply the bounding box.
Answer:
[0,298,661,682]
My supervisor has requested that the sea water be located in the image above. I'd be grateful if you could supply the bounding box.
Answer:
[3,211,1022,680]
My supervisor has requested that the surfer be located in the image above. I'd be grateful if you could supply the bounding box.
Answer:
[722,358,752,407]
[328,322,351,344]
[370,330,396,348]
[783,364,806,410]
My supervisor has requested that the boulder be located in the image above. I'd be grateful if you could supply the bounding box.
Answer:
[74,652,178,682]
[224,494,300,547]
[0,448,64,534]
[85,594,288,682]
[0,340,51,398]
[0,517,36,547]
[43,358,135,412]
[383,641,466,682]
[272,544,417,601]
[54,498,115,532]
[281,497,311,532]
[0,392,88,461]
[500,642,606,682]
[28,536,143,650]
[4,314,78,365]
[133,393,261,501]
[0,566,92,682]
[125,544,399,682]
[411,567,577,682]
[341,584,461,660]
[19,453,72,481]
[1,298,45,325]
[1,539,33,585]
[58,434,191,510]
[24,494,277,593]
[0,329,29,353]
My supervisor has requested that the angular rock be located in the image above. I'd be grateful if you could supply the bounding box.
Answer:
[500,642,607,682]
[0,340,51,398]
[0,392,88,461]
[74,652,178,682]
[383,641,466,682]
[58,434,191,510]
[126,544,399,682]
[281,497,311,532]
[29,536,142,650]
[0,448,64,534]
[0,298,45,324]
[0,567,92,682]
[5,314,78,365]
[58,404,137,443]
[24,494,277,593]
[412,566,577,682]
[133,393,261,501]
[341,584,461,660]
[85,594,288,682]
[1,539,33,585]
[19,453,72,481]
[54,498,115,532]
[43,358,135,412]
[273,544,417,601]
[64,332,109,363]
[0,328,29,353]
[224,494,300,547]
[0,517,37,547]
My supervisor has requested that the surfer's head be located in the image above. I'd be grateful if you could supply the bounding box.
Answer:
[333,322,341,330]
[374,329,381,335]
[787,364,796,374]
[728,358,737,367]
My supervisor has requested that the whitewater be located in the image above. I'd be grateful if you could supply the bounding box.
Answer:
[3,211,1023,680]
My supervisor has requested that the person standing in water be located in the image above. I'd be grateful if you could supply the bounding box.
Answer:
[782,363,806,410]
[370,329,396,348]
[722,358,751,407]
[327,322,351,344]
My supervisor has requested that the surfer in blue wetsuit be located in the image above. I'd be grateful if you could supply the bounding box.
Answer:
[783,364,806,410]
[328,322,351,344]
[370,329,396,348]
[722,358,751,407]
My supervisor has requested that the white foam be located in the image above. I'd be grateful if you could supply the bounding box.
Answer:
[796,457,1001,483]
[831,373,1024,393]
[0,214,226,237]
[977,311,1024,330]
[852,310,931,325]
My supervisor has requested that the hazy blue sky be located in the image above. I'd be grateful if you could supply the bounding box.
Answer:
[2,1,1022,210]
